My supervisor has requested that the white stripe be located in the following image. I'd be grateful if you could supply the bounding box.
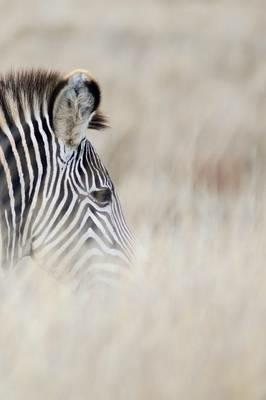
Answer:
[0,146,16,264]
[35,193,87,253]
[67,248,104,278]
[0,119,26,250]
[15,116,34,197]
[80,150,89,190]
[33,175,73,246]
[40,208,93,262]
[53,248,104,280]
[21,111,43,245]
[95,210,121,245]
[31,110,55,231]
[4,209,11,263]
[47,225,129,270]
[42,102,62,202]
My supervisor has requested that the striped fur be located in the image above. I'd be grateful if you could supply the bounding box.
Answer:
[0,69,133,282]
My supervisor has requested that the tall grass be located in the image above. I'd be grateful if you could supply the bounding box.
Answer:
[0,1,266,398]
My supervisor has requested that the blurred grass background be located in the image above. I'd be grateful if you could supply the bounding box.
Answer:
[0,1,266,399]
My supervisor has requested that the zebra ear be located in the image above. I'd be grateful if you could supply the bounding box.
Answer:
[51,69,107,147]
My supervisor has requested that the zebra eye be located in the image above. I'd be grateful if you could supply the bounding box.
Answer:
[91,188,112,204]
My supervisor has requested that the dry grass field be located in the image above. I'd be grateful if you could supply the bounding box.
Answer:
[0,0,266,399]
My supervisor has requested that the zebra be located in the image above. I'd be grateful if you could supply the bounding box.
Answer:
[0,69,133,284]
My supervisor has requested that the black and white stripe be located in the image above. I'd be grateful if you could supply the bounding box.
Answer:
[0,69,134,283]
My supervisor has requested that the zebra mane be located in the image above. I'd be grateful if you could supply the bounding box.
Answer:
[0,69,61,123]
[0,69,109,131]
[0,69,61,99]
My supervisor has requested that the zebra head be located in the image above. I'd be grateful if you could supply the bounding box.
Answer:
[0,69,133,281]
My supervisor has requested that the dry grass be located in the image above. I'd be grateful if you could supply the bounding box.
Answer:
[0,0,266,399]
